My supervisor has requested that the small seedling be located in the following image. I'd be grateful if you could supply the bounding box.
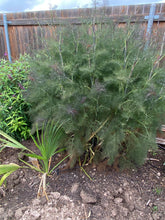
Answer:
[0,120,70,200]
[153,187,162,195]
[152,151,157,156]
[152,205,158,212]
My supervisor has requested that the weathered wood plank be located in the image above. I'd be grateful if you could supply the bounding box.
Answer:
[0,3,164,60]
[1,4,163,20]
[0,14,164,26]
[0,28,5,57]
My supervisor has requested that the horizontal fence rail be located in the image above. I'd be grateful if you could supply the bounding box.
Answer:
[0,14,165,26]
[0,3,165,60]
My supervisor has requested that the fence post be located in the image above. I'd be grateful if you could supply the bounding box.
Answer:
[3,14,12,63]
[145,4,156,50]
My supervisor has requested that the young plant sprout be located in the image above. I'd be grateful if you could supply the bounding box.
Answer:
[0,120,70,200]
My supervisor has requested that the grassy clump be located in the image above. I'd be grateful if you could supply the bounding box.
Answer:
[25,21,165,169]
[0,120,69,199]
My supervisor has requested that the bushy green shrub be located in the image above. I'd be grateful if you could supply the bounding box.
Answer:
[0,55,31,140]
[26,22,165,168]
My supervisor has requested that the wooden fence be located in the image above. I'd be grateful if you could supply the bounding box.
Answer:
[0,3,165,60]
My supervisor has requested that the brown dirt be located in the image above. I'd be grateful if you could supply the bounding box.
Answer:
[0,139,165,220]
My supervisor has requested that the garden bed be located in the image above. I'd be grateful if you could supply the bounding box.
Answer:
[0,139,164,220]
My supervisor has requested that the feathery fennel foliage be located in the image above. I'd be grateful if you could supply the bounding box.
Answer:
[26,21,165,168]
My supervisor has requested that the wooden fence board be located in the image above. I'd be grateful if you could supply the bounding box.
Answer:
[0,3,164,60]
[1,14,165,27]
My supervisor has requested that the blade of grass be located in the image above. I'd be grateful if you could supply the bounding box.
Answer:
[0,146,7,153]
[80,166,93,181]
[23,153,45,161]
[0,131,27,150]
[19,158,44,173]
[0,138,28,151]
[49,154,70,174]
[54,148,66,155]
[0,163,21,175]
[0,163,22,186]
[0,171,15,186]
[30,135,41,151]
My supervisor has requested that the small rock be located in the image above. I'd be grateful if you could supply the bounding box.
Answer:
[80,190,97,204]
[111,208,117,217]
[56,200,64,208]
[15,208,23,219]
[149,202,153,207]
[91,205,103,217]
[152,212,162,220]
[20,170,24,176]
[107,194,114,200]
[22,178,26,183]
[102,216,113,220]
[114,197,123,204]
[40,196,47,206]
[12,173,19,180]
[120,206,129,217]
[101,198,109,208]
[71,183,79,194]
[118,187,123,194]
[31,210,40,219]
[13,178,20,186]
[32,198,41,206]
[124,191,135,211]
[123,181,129,187]
[50,192,61,200]
[7,209,14,218]
[96,189,100,193]
[129,204,135,211]
[57,195,72,206]
[60,195,71,201]
[0,207,5,215]
[130,210,144,220]
[48,201,53,207]
[134,198,145,211]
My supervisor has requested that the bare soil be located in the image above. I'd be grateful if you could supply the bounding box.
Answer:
[0,139,165,220]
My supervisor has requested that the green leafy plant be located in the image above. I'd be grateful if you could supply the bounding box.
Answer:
[152,205,158,212]
[25,20,165,169]
[0,163,23,187]
[0,121,69,199]
[0,55,31,140]
[153,187,162,195]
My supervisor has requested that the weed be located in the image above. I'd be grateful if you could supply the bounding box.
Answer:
[153,187,162,195]
[152,205,158,212]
